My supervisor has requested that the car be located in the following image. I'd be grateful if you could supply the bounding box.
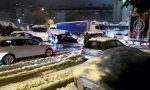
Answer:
[0,37,55,65]
[114,33,124,39]
[74,47,150,90]
[10,31,43,42]
[49,29,78,49]
[81,37,125,60]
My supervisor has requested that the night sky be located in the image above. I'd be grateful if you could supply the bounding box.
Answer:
[0,0,113,12]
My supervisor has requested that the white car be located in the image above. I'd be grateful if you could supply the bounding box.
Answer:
[0,37,55,65]
[81,37,125,60]
[114,33,129,40]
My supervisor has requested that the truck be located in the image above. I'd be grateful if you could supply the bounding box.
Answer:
[51,20,104,35]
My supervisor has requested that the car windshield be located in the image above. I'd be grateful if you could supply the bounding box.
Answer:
[84,41,103,50]
[116,33,122,35]
[32,27,47,32]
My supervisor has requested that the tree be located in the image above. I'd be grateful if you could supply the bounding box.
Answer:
[122,0,150,45]
[122,0,150,14]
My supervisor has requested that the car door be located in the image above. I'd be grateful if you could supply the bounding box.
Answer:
[25,39,45,56]
[10,39,28,58]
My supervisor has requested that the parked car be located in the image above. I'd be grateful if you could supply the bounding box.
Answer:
[10,31,43,42]
[81,37,125,60]
[74,47,150,90]
[0,37,55,65]
[49,29,78,49]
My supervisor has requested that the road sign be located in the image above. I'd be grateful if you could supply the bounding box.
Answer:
[133,19,145,31]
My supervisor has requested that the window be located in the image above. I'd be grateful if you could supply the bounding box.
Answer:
[20,33,25,37]
[25,39,39,45]
[32,27,47,32]
[108,41,117,48]
[115,40,124,46]
[84,41,103,50]
[11,33,16,37]
[25,33,32,37]
[115,33,122,35]
[83,86,92,90]
[95,25,100,29]
[12,39,25,46]
[0,40,12,47]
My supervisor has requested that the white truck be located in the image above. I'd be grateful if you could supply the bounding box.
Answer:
[50,20,105,35]
[31,25,49,41]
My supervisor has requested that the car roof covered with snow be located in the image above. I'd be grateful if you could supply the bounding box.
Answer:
[87,30,103,34]
[89,37,115,42]
[49,29,69,35]
[0,36,28,41]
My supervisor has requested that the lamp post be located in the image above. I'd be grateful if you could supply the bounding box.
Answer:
[40,7,47,24]
[17,18,21,27]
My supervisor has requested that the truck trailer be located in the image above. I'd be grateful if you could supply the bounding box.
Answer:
[54,20,103,34]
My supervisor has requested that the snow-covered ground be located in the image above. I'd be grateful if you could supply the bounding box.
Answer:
[0,49,82,71]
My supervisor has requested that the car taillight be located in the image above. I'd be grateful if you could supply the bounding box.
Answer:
[147,42,150,46]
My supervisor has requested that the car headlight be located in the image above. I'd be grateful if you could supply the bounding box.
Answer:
[57,44,63,49]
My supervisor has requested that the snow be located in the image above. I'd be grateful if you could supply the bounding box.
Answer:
[73,47,150,89]
[0,49,81,71]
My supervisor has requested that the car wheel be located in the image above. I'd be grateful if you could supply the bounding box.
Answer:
[2,54,15,65]
[45,49,53,57]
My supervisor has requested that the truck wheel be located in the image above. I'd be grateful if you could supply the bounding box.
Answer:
[2,54,15,65]
[45,49,53,57]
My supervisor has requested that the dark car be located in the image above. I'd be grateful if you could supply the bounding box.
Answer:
[49,29,78,49]
[10,31,43,42]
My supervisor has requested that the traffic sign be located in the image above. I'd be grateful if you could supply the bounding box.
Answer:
[133,19,145,31]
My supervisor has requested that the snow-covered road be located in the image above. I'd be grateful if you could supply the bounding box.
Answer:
[0,48,82,71]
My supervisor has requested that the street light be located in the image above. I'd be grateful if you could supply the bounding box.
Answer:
[122,0,126,3]
[17,18,21,27]
[41,7,45,11]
